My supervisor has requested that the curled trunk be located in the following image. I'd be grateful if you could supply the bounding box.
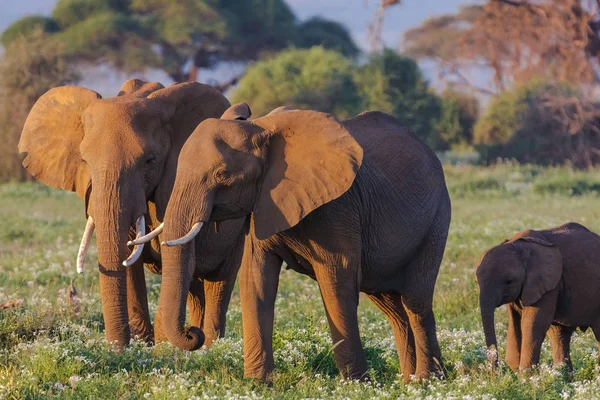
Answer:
[158,239,205,351]
[156,189,214,351]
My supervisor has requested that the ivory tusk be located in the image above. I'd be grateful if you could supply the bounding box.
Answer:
[123,215,146,267]
[76,216,95,274]
[128,222,163,246]
[162,222,204,247]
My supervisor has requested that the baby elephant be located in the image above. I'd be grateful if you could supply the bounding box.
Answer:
[476,222,600,372]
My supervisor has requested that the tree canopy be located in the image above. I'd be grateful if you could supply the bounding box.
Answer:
[403,0,600,93]
[233,47,470,150]
[1,0,359,84]
[354,49,443,147]
[231,46,361,118]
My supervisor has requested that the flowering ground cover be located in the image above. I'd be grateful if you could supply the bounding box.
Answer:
[2,165,600,399]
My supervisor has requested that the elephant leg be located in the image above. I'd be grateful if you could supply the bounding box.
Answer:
[202,239,242,347]
[202,271,238,346]
[519,290,558,371]
[240,239,282,381]
[314,259,368,381]
[547,324,574,369]
[401,224,447,380]
[187,278,205,330]
[126,258,153,344]
[367,292,416,382]
[505,305,522,372]
[153,307,167,344]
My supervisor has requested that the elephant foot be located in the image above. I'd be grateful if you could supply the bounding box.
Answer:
[130,324,154,345]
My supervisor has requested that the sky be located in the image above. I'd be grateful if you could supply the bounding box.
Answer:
[0,0,473,95]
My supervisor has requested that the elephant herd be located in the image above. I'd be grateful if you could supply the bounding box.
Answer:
[17,79,600,382]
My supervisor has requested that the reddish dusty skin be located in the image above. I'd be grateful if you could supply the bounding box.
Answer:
[476,222,600,372]
[18,79,243,349]
[160,104,451,383]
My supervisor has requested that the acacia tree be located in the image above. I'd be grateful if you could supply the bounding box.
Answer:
[1,0,358,87]
[403,0,600,93]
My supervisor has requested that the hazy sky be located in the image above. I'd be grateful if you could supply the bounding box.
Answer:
[0,0,474,94]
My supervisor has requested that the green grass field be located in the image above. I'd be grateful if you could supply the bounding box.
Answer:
[2,164,600,399]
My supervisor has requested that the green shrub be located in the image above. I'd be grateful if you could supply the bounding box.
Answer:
[231,46,361,118]
[354,49,443,147]
[436,88,479,149]
[533,173,600,196]
[474,80,600,168]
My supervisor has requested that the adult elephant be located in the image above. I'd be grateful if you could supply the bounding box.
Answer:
[476,222,600,372]
[146,104,451,382]
[18,79,244,348]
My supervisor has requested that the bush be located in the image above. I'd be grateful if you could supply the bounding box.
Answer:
[473,80,555,146]
[233,47,457,150]
[532,173,600,196]
[436,88,479,149]
[354,49,443,147]
[475,80,600,168]
[232,46,361,118]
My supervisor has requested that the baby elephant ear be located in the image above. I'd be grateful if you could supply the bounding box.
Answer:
[221,103,252,120]
[517,235,563,306]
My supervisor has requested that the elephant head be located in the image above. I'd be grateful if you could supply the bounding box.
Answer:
[18,79,230,347]
[145,103,362,350]
[475,232,562,367]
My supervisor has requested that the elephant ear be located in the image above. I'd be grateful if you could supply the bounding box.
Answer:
[118,79,164,97]
[516,235,563,306]
[147,82,231,219]
[221,103,251,120]
[18,86,101,199]
[251,110,363,240]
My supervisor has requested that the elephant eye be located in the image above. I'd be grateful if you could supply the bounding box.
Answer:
[215,168,230,182]
[145,155,156,166]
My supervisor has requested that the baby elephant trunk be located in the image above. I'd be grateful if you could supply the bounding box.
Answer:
[480,296,498,369]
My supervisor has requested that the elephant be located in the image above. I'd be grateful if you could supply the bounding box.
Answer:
[18,79,245,349]
[144,104,452,382]
[476,222,600,372]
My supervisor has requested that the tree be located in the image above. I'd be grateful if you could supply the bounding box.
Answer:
[369,0,402,51]
[403,1,600,93]
[474,80,600,168]
[296,17,359,58]
[2,0,359,87]
[435,88,479,149]
[231,46,361,118]
[0,32,78,181]
[233,47,448,150]
[354,49,443,147]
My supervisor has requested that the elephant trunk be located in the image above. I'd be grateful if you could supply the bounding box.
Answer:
[92,174,145,348]
[94,210,132,348]
[480,295,498,368]
[156,185,214,351]
[158,236,205,351]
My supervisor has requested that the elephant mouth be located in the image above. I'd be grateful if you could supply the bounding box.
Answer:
[210,202,248,220]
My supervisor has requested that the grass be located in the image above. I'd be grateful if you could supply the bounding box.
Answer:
[2,166,600,398]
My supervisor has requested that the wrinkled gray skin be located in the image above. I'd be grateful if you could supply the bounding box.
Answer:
[477,222,600,372]
[19,79,244,348]
[159,104,451,382]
